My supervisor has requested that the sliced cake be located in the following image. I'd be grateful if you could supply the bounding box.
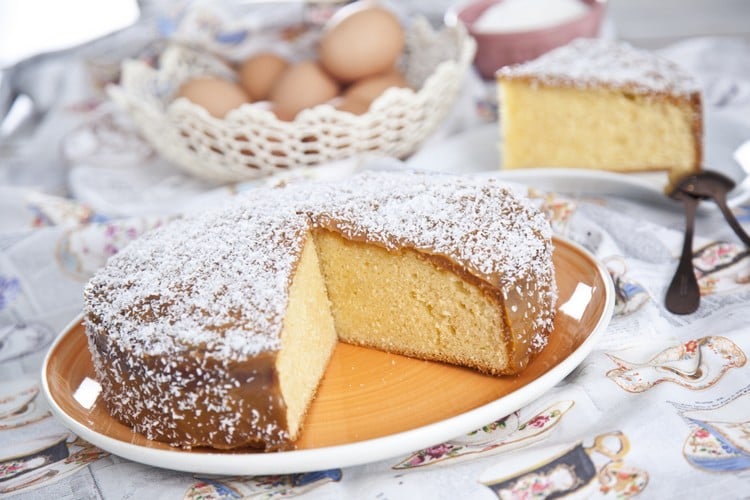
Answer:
[496,38,703,179]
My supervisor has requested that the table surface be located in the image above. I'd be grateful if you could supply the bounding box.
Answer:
[607,0,749,45]
[1,2,749,499]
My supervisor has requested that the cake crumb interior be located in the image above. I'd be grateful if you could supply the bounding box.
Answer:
[276,229,519,438]
[500,81,698,174]
[313,229,509,375]
[276,235,338,440]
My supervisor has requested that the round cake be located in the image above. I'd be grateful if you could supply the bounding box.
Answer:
[84,170,557,451]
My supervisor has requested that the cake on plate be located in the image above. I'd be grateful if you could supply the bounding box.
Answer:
[83,170,557,451]
[496,38,703,179]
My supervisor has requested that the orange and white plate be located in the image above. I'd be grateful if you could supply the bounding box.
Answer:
[41,236,614,475]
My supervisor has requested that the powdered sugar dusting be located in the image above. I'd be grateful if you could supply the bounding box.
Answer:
[84,170,557,450]
[85,203,308,360]
[497,38,701,97]
[85,170,556,362]
[300,171,554,293]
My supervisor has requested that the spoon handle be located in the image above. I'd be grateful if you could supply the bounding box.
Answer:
[713,191,750,247]
[666,194,701,314]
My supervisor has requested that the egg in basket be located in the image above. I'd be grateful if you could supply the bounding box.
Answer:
[108,4,476,184]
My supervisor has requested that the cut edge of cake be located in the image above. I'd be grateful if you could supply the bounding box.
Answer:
[275,224,552,446]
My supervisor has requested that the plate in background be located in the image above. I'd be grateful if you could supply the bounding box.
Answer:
[408,111,750,208]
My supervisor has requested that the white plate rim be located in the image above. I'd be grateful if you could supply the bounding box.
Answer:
[41,237,615,475]
[484,167,750,210]
[409,111,750,209]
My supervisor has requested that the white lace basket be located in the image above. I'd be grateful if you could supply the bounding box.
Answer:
[108,18,476,183]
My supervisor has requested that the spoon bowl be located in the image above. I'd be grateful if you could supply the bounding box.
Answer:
[674,170,737,201]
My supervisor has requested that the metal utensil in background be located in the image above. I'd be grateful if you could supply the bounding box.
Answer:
[0,0,141,135]
[665,185,701,315]
[665,169,750,314]
[681,170,750,247]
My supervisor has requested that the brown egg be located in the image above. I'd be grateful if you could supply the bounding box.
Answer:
[319,4,405,83]
[177,77,250,118]
[344,69,410,107]
[335,96,370,115]
[270,61,340,121]
[238,52,289,101]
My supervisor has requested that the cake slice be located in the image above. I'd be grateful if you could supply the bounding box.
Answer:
[496,38,703,180]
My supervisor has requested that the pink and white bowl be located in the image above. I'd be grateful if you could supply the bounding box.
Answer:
[447,0,606,79]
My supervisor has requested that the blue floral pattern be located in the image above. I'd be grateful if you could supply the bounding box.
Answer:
[0,276,21,311]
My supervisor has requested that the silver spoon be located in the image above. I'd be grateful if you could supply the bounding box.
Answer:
[678,170,750,247]
[665,187,701,315]
[665,170,750,315]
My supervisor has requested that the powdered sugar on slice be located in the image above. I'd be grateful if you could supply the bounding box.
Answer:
[497,38,701,97]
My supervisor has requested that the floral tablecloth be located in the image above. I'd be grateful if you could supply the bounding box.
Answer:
[1,3,750,499]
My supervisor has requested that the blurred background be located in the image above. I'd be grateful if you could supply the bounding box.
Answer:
[2,0,750,68]
[2,0,749,192]
[608,0,750,48]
